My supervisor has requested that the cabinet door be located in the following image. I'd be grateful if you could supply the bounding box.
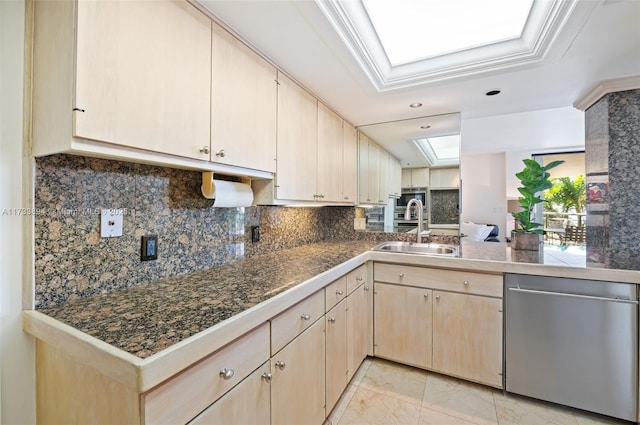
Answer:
[374,283,432,369]
[326,300,348,414]
[432,291,503,388]
[401,169,412,188]
[275,73,318,201]
[342,122,358,203]
[74,1,211,160]
[271,319,325,425]
[412,168,430,187]
[346,283,368,382]
[191,363,271,425]
[358,133,370,203]
[211,23,277,172]
[430,168,459,188]
[317,103,344,202]
[389,157,402,197]
[368,141,381,203]
[378,149,389,203]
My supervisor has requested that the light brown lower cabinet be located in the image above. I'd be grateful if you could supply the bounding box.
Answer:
[270,318,326,425]
[373,282,433,369]
[432,291,503,387]
[346,282,370,382]
[373,263,504,389]
[325,299,348,414]
[190,362,271,424]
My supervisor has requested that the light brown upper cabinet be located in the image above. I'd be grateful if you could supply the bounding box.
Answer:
[358,134,385,205]
[430,167,460,188]
[274,73,318,201]
[33,0,212,160]
[342,122,358,202]
[211,23,277,173]
[317,102,345,202]
[402,168,430,188]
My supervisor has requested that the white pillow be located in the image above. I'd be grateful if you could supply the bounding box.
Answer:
[461,222,493,241]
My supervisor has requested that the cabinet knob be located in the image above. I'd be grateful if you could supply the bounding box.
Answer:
[398,273,405,278]
[275,360,286,370]
[261,372,272,382]
[200,146,210,155]
[424,293,429,298]
[356,276,363,281]
[344,196,349,200]
[364,286,370,291]
[436,295,440,300]
[463,280,469,286]
[336,290,344,296]
[219,368,235,380]
[328,317,336,323]
[300,313,311,321]
[215,149,225,158]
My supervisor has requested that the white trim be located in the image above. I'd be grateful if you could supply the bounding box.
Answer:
[317,0,579,92]
[573,76,640,111]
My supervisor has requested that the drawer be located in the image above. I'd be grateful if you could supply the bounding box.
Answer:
[325,276,347,312]
[346,264,367,295]
[144,322,270,425]
[190,361,271,424]
[374,263,502,298]
[271,289,324,354]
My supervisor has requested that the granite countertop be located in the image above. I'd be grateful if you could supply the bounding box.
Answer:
[38,240,375,358]
[35,238,639,361]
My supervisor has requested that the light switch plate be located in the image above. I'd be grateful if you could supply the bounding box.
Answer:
[354,218,366,230]
[100,208,124,238]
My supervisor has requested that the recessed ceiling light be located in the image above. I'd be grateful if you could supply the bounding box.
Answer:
[486,89,501,96]
[420,125,431,129]
[409,102,423,108]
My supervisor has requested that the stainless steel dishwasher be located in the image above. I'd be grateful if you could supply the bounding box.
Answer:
[505,273,638,421]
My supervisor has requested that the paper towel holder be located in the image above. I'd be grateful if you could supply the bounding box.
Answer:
[201,172,253,203]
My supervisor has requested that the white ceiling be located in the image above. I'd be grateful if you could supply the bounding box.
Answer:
[195,0,640,162]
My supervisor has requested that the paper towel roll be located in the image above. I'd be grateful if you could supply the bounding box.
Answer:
[201,173,254,207]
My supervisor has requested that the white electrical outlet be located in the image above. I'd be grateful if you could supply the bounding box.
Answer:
[100,208,124,238]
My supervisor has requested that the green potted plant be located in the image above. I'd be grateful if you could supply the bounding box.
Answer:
[512,158,564,250]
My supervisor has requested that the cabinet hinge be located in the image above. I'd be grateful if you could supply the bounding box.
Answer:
[72,107,85,113]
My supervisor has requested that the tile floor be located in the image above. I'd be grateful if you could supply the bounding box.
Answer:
[326,358,630,425]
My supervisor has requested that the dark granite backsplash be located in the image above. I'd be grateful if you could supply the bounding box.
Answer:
[35,155,457,309]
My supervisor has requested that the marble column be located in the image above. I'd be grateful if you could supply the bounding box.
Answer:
[585,89,640,270]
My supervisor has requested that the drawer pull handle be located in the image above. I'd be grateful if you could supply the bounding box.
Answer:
[219,368,235,380]
[300,313,311,321]
[463,280,469,286]
[261,372,272,383]
[336,290,344,296]
[399,273,405,278]
[356,276,363,281]
[275,360,286,370]
[200,146,210,155]
[328,317,336,323]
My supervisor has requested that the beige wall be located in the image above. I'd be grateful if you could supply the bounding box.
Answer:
[544,152,585,179]
[0,0,36,423]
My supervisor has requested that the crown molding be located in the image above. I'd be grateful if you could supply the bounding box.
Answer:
[573,76,640,111]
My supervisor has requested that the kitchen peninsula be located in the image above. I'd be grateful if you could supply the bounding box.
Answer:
[24,239,640,424]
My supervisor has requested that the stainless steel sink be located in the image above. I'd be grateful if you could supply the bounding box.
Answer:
[373,241,459,257]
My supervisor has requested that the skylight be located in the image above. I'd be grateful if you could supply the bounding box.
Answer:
[362,0,534,66]
[414,134,460,167]
[316,0,576,91]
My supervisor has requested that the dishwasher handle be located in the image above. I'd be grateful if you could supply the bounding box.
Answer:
[507,287,639,304]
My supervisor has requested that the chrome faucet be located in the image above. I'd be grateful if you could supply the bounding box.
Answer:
[405,198,424,243]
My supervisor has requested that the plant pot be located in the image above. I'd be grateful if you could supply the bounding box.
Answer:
[511,231,542,250]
